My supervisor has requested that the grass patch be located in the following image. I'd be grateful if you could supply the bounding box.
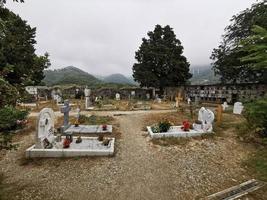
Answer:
[79,115,114,125]
[244,149,267,181]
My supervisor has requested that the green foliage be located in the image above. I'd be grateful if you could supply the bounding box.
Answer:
[133,25,191,92]
[240,25,267,69]
[244,97,267,134]
[152,121,172,133]
[0,106,28,132]
[0,7,50,90]
[244,149,267,181]
[0,78,17,107]
[211,1,267,83]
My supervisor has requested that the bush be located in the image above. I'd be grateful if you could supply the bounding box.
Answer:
[244,97,267,136]
[0,106,28,132]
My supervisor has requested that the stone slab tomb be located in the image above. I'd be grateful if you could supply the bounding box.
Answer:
[26,108,115,158]
[147,107,214,138]
[65,125,112,134]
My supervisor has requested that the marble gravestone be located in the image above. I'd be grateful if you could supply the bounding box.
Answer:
[35,108,55,149]
[60,100,71,131]
[194,107,215,132]
[115,93,120,101]
[146,93,150,100]
[233,102,244,114]
[84,87,92,109]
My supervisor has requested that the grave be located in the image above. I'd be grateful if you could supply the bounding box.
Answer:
[233,102,244,114]
[132,101,151,110]
[26,108,115,158]
[147,107,214,138]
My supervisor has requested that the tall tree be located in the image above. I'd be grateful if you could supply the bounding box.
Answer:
[240,25,267,70]
[211,0,267,83]
[132,25,191,93]
[0,7,50,89]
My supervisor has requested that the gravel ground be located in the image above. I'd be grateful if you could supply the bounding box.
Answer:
[0,110,262,200]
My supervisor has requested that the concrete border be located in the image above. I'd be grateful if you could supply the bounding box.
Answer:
[147,126,211,138]
[26,137,115,158]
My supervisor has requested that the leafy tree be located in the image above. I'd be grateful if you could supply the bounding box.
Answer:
[240,25,267,69]
[0,7,50,90]
[132,25,191,93]
[211,1,267,83]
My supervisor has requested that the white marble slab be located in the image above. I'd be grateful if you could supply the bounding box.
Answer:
[26,137,115,158]
[64,125,112,134]
[147,126,211,138]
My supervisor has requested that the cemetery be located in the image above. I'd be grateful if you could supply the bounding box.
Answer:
[1,1,267,199]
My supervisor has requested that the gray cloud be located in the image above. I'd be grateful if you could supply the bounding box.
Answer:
[6,0,256,75]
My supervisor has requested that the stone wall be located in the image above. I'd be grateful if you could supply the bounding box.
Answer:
[183,83,267,104]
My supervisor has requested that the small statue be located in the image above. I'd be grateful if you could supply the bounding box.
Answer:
[76,136,82,143]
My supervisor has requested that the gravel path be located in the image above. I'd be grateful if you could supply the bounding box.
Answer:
[0,111,255,200]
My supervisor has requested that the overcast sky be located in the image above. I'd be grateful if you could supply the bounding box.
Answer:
[6,0,256,76]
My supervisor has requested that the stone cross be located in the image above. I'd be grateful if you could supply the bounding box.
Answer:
[60,100,71,129]
[175,93,183,108]
[36,108,55,149]
[222,102,229,111]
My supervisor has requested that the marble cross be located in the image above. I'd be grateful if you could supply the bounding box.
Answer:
[61,100,71,129]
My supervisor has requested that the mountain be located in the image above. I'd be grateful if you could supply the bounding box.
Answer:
[103,73,137,85]
[189,65,220,85]
[43,66,102,86]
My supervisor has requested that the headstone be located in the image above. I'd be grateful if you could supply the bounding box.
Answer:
[146,93,150,100]
[35,108,55,149]
[56,94,62,105]
[233,102,244,114]
[222,102,229,111]
[84,87,91,109]
[60,100,71,130]
[194,107,214,132]
[187,97,191,105]
[115,93,120,101]
[131,91,135,97]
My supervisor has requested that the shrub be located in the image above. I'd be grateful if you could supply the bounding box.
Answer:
[0,106,28,132]
[244,97,267,136]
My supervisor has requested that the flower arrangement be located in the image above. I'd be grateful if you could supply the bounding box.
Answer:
[151,121,172,133]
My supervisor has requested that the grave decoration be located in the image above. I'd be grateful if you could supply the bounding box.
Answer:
[26,108,115,158]
[233,102,244,114]
[147,107,214,138]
